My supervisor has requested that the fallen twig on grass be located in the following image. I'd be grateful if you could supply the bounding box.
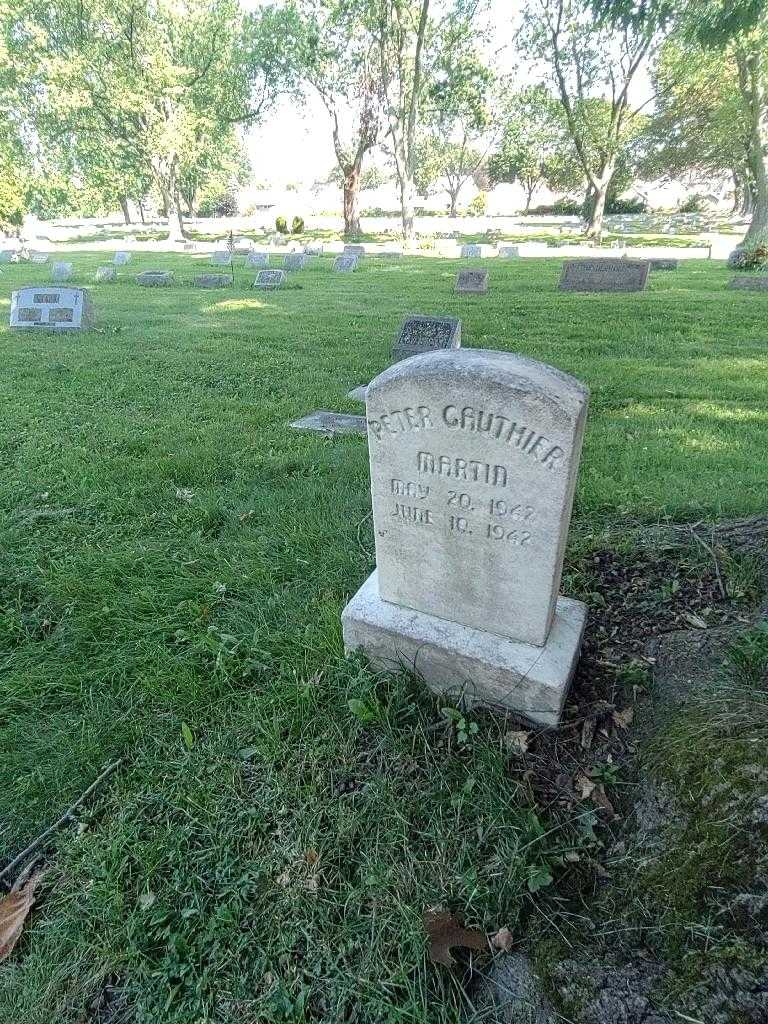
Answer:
[0,760,122,888]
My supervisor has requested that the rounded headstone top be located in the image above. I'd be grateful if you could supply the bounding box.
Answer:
[367,348,589,423]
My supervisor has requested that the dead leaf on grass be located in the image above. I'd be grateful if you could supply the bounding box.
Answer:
[612,707,634,730]
[575,773,596,800]
[491,926,515,952]
[683,611,707,629]
[580,718,596,749]
[0,873,43,963]
[423,909,487,966]
[590,783,616,817]
[504,730,530,756]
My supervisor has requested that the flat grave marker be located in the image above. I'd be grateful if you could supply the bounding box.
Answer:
[559,258,649,293]
[195,273,231,288]
[247,252,269,268]
[342,349,590,726]
[136,270,174,287]
[291,411,367,436]
[253,269,286,290]
[455,269,489,294]
[729,276,768,291]
[10,285,94,331]
[211,250,232,267]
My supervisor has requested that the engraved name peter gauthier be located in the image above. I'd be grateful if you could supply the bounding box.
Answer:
[367,403,566,473]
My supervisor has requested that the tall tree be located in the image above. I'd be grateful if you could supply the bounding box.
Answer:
[521,0,657,236]
[593,0,768,245]
[374,0,490,240]
[487,85,580,212]
[643,39,751,213]
[6,0,298,239]
[298,0,381,237]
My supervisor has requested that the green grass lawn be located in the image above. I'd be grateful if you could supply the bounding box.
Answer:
[0,253,766,1023]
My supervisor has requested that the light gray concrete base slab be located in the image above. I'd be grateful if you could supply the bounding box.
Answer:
[291,411,368,436]
[342,570,587,727]
[347,385,369,403]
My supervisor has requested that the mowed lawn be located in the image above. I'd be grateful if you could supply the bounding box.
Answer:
[0,252,766,1023]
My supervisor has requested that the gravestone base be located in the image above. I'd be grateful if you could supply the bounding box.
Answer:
[343,570,587,727]
[348,385,369,403]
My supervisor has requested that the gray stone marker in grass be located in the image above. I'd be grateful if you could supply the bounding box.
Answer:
[283,253,306,272]
[136,270,174,287]
[211,250,232,267]
[195,273,232,288]
[30,252,49,264]
[498,246,520,258]
[559,258,649,293]
[10,285,94,331]
[95,266,117,283]
[290,411,367,436]
[113,251,132,266]
[343,244,366,258]
[342,348,590,727]
[51,262,74,282]
[647,258,679,271]
[334,254,358,273]
[461,244,482,258]
[247,251,269,268]
[455,269,489,294]
[391,314,461,362]
[729,275,768,291]
[253,269,286,290]
[305,243,324,257]
[348,315,462,404]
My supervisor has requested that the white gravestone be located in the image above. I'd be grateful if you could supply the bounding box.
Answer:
[342,349,589,727]
[254,269,286,290]
[10,285,93,331]
[334,255,358,273]
[283,253,306,272]
[30,252,49,264]
[247,252,269,268]
[113,252,132,266]
[211,250,233,267]
[51,262,74,282]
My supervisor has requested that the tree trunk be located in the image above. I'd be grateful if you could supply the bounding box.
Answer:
[525,184,535,214]
[343,167,362,237]
[398,173,416,241]
[585,181,609,238]
[448,188,459,218]
[138,200,146,225]
[118,194,131,225]
[737,47,768,247]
